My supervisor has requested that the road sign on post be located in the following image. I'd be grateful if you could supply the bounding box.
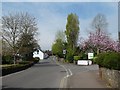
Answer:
[88,53,94,59]
[63,49,66,55]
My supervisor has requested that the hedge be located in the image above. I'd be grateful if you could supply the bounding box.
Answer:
[2,62,34,76]
[95,52,120,70]
[74,56,80,61]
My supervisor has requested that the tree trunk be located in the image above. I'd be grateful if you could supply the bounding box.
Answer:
[97,48,100,55]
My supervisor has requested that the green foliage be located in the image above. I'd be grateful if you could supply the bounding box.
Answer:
[2,55,13,64]
[65,13,79,50]
[95,52,106,67]
[52,39,64,58]
[19,61,30,64]
[66,48,74,63]
[95,52,120,70]
[33,57,40,63]
[92,56,97,63]
[103,52,120,70]
[74,56,80,61]
[79,52,88,60]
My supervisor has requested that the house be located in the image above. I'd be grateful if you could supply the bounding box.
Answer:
[33,49,44,60]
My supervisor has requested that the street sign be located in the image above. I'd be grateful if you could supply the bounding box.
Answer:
[63,50,66,54]
[88,53,94,59]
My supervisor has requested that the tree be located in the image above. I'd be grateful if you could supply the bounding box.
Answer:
[2,12,39,64]
[65,13,79,50]
[82,30,115,55]
[17,33,39,60]
[16,13,39,60]
[52,39,64,58]
[2,13,22,64]
[55,30,66,42]
[52,30,65,58]
[91,13,108,32]
[65,13,79,61]
[90,14,108,54]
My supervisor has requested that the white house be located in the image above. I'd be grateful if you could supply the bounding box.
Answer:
[33,49,44,60]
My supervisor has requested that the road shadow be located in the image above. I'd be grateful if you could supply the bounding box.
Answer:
[32,62,59,68]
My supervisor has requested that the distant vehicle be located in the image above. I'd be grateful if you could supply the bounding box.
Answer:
[77,60,92,65]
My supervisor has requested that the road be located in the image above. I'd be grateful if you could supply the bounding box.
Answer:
[2,56,107,89]
[2,56,68,89]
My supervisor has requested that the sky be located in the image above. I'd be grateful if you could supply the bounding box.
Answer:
[2,1,119,50]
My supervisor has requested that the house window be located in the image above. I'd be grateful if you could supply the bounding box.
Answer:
[37,50,39,54]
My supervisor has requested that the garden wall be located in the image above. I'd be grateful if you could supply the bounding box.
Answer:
[100,67,120,89]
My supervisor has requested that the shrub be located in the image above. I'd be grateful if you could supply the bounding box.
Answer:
[19,61,30,64]
[79,52,88,60]
[95,53,106,67]
[74,56,80,61]
[103,52,120,70]
[95,52,120,70]
[33,57,40,63]
[66,48,74,63]
[92,56,97,63]
[2,55,13,64]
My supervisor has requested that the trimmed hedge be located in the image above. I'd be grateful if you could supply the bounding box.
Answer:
[95,52,120,70]
[2,62,34,76]
[74,56,80,61]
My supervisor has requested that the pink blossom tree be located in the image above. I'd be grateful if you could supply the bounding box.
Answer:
[81,14,120,55]
[82,29,118,55]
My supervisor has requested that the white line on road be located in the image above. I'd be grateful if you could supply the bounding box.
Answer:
[52,56,73,88]
[68,69,73,76]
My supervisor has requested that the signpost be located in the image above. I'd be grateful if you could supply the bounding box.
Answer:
[88,53,94,59]
[63,49,66,55]
[63,49,66,58]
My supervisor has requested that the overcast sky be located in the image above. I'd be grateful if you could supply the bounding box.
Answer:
[2,1,118,50]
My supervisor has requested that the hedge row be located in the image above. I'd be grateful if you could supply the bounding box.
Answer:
[2,58,40,76]
[74,56,81,61]
[95,52,120,70]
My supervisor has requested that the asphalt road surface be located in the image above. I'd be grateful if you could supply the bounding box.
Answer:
[2,56,106,89]
[2,56,67,89]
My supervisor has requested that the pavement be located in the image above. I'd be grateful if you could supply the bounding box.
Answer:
[57,59,109,89]
[67,70,108,88]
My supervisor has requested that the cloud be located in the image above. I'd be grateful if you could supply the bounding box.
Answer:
[2,2,118,50]
[36,8,66,50]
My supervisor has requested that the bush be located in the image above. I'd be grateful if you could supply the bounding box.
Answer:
[92,56,97,64]
[19,61,30,64]
[66,48,74,63]
[95,53,106,67]
[74,56,80,61]
[33,57,40,63]
[103,52,120,70]
[79,52,88,60]
[2,55,13,64]
[2,64,31,76]
[95,52,120,70]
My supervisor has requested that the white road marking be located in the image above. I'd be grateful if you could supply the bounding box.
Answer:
[54,57,73,88]
[68,69,73,76]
